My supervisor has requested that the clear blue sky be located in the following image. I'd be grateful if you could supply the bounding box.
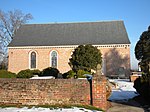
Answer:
[1,0,150,69]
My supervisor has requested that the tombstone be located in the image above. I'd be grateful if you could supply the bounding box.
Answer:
[118,67,125,78]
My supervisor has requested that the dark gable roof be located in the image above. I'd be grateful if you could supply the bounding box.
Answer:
[9,21,130,47]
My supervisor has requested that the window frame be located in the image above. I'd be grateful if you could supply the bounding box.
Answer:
[29,50,38,69]
[50,50,58,68]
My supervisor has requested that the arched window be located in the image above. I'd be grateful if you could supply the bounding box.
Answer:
[51,51,57,68]
[31,52,36,69]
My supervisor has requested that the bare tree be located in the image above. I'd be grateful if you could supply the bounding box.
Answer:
[0,9,33,69]
[0,9,33,44]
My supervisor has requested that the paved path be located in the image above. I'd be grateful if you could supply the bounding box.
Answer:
[107,102,144,112]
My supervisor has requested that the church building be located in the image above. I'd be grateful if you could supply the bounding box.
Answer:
[8,21,131,77]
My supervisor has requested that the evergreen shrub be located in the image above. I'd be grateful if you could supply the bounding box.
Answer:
[40,67,59,78]
[17,69,41,78]
[62,70,76,79]
[62,69,91,79]
[134,76,150,101]
[77,69,91,78]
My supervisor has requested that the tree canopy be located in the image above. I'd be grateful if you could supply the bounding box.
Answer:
[69,44,102,73]
[0,9,33,41]
[0,9,33,68]
[135,26,150,73]
[134,26,150,101]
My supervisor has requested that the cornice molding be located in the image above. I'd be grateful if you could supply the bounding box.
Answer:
[8,44,130,49]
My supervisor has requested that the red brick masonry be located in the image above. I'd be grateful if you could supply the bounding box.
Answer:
[8,45,130,77]
[0,77,110,110]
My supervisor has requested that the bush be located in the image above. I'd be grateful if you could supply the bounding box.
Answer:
[62,70,76,79]
[17,69,41,78]
[134,77,142,94]
[77,69,91,78]
[40,67,59,78]
[0,70,16,78]
[31,69,41,75]
[62,69,91,79]
[134,77,150,101]
[140,73,149,83]
[69,45,102,73]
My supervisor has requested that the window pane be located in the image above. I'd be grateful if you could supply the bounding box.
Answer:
[31,52,36,68]
[51,51,57,68]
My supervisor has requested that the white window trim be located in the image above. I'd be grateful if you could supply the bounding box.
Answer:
[29,50,38,69]
[50,50,58,68]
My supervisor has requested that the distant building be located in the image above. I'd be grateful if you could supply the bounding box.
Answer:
[8,21,131,77]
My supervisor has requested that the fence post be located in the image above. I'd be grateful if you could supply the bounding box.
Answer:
[92,64,111,110]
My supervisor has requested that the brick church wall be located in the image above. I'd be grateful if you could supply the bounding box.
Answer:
[8,47,74,73]
[8,44,130,77]
[98,45,130,77]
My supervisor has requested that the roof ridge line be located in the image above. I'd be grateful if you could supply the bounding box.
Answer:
[22,20,124,25]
